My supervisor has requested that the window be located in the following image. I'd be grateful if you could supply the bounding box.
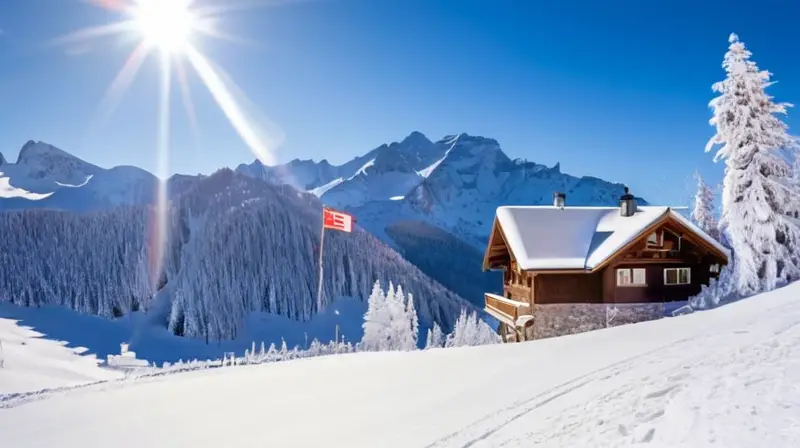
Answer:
[633,268,646,285]
[646,231,663,247]
[709,264,720,274]
[616,268,646,286]
[664,267,691,285]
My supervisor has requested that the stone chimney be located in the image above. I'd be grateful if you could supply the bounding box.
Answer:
[619,187,637,217]
[553,192,566,209]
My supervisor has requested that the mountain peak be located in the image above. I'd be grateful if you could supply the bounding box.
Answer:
[16,140,77,165]
[0,152,6,166]
[401,131,431,146]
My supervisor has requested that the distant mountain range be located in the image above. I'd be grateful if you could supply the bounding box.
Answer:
[235,132,646,248]
[1,133,646,311]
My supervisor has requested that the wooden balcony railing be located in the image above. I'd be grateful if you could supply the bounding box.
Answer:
[484,293,531,325]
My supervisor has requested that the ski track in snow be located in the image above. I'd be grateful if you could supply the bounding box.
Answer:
[3,285,800,447]
[427,298,800,447]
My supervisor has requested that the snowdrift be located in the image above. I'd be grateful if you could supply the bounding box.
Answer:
[3,282,799,447]
[0,315,120,395]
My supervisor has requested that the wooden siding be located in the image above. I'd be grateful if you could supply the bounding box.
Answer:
[534,272,602,304]
[484,210,728,314]
[503,270,533,304]
[611,263,704,303]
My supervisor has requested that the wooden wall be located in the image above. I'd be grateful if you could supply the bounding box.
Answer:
[606,260,716,304]
[534,272,603,304]
[503,269,533,303]
[528,259,719,305]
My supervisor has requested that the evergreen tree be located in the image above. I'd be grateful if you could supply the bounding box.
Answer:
[691,173,720,241]
[360,280,389,351]
[706,33,800,295]
[424,322,444,349]
[404,292,419,350]
[445,309,500,347]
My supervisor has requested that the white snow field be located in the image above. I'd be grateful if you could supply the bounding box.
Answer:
[0,317,121,395]
[3,282,800,447]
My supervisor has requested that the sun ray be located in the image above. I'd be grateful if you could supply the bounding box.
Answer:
[59,0,290,291]
[98,42,152,119]
[50,21,135,47]
[185,45,278,165]
[191,20,255,47]
[151,51,173,288]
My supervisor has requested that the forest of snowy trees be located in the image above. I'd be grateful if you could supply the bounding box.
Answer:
[0,169,473,342]
[358,280,499,351]
[385,220,501,306]
[693,33,800,306]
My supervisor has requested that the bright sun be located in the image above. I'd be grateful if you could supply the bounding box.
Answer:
[132,0,196,53]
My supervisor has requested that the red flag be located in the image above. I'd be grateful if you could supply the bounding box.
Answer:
[323,208,354,233]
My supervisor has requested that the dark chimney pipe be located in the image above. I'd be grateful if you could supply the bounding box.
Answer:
[619,186,637,217]
[553,192,566,208]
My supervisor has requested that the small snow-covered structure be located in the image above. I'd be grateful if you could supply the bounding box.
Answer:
[107,343,149,369]
[482,189,729,341]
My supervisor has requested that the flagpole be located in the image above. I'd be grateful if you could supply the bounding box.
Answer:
[316,209,326,312]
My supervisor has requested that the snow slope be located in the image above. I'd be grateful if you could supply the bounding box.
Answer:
[0,298,366,367]
[3,282,799,447]
[0,313,121,395]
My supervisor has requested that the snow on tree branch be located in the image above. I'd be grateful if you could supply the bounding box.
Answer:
[705,33,800,295]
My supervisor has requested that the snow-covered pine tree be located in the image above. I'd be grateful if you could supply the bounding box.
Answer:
[405,292,419,350]
[445,309,469,348]
[424,322,445,349]
[360,280,389,351]
[445,309,500,347]
[691,173,720,241]
[706,33,800,295]
[390,285,414,351]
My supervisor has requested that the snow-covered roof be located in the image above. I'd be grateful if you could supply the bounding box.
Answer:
[492,206,728,271]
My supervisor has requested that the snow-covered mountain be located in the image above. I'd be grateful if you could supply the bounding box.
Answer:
[1,135,646,307]
[0,169,472,343]
[238,132,646,248]
[236,131,448,209]
[238,132,648,304]
[0,141,160,212]
[355,133,649,248]
[0,141,206,213]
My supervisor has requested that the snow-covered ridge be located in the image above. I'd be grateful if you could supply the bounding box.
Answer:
[0,141,209,213]
[236,131,448,208]
[0,141,163,212]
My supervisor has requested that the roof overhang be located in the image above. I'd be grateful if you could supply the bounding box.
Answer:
[482,216,520,272]
[482,206,729,274]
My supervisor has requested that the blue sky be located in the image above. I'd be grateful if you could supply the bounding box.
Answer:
[1,0,799,205]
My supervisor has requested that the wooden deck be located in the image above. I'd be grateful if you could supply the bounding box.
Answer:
[484,293,531,326]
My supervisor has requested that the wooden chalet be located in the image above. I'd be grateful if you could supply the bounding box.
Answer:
[482,189,729,342]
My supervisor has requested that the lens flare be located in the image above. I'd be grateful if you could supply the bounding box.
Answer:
[132,0,196,54]
[55,0,284,288]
